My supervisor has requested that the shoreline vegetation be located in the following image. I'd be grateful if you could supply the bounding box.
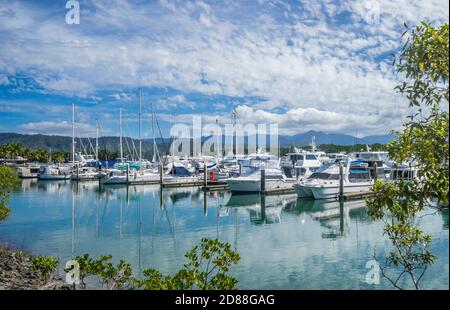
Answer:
[0,245,69,290]
[0,238,240,290]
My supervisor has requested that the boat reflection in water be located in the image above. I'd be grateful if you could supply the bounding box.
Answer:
[3,179,448,290]
[224,193,297,225]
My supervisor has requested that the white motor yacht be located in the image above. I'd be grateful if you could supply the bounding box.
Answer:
[295,159,375,199]
[38,165,72,180]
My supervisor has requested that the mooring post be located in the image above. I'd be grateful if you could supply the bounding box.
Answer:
[339,162,344,201]
[239,163,242,176]
[126,163,129,185]
[260,163,266,194]
[203,191,208,216]
[260,194,266,223]
[339,198,344,236]
[373,161,378,181]
[203,163,208,190]
[76,165,79,182]
[159,161,163,186]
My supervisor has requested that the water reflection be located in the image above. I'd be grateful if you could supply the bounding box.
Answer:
[2,179,448,289]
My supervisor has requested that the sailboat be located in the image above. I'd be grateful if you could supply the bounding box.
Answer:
[102,89,159,185]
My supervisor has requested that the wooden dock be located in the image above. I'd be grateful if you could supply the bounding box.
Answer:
[201,183,229,191]
[162,181,204,188]
[336,191,374,200]
[263,187,295,195]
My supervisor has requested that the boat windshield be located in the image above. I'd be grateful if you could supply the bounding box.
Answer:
[309,172,339,180]
[290,154,304,161]
[305,155,317,160]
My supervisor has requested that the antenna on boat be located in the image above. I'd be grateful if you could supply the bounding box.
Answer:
[95,119,99,164]
[72,103,75,165]
[119,108,123,163]
[310,136,316,152]
[139,88,142,171]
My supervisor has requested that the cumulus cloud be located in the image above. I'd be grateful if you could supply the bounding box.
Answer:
[0,0,448,136]
[157,95,196,110]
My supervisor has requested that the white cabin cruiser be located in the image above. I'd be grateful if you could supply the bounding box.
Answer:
[38,165,72,180]
[295,159,375,199]
[163,162,200,184]
[227,154,295,192]
[101,167,160,185]
[70,166,100,181]
[17,164,41,178]
[280,149,322,179]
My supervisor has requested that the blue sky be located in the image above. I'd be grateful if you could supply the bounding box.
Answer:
[0,0,448,138]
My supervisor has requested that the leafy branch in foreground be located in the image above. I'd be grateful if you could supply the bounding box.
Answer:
[64,238,239,290]
[134,238,240,290]
[0,166,20,221]
[367,22,448,290]
[29,255,59,280]
[66,254,133,290]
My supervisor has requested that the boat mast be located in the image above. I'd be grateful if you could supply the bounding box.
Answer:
[72,103,75,164]
[119,108,123,162]
[95,119,99,164]
[216,118,220,162]
[139,88,142,170]
[151,98,158,163]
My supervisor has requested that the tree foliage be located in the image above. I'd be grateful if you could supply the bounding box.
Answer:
[63,238,240,290]
[0,166,20,221]
[0,141,68,163]
[395,22,449,106]
[135,238,240,290]
[29,255,59,280]
[367,22,449,290]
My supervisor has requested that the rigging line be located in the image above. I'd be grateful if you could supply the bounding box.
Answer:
[130,137,139,161]
[124,137,133,161]
[97,122,108,161]
[87,137,95,154]
[154,112,169,163]
[78,137,87,154]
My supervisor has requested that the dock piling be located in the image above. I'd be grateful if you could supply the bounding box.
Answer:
[203,164,207,190]
[126,164,129,185]
[339,163,344,201]
[260,164,266,193]
[373,161,378,181]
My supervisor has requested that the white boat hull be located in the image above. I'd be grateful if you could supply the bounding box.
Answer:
[227,178,294,193]
[163,176,200,184]
[309,182,372,199]
[71,173,99,180]
[38,174,71,180]
[293,183,314,198]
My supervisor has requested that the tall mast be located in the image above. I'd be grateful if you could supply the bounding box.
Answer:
[119,108,123,162]
[151,98,157,162]
[139,88,142,169]
[95,119,99,164]
[216,118,220,162]
[72,103,75,164]
[171,112,176,156]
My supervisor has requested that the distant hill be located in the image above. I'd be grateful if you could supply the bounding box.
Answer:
[0,131,394,152]
[278,130,394,146]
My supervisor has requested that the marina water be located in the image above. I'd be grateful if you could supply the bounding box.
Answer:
[0,179,448,289]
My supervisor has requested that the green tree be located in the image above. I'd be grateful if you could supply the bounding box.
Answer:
[367,22,449,290]
[134,238,240,290]
[29,255,59,280]
[0,166,20,221]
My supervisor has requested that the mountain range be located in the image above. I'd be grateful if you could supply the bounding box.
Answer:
[0,131,394,153]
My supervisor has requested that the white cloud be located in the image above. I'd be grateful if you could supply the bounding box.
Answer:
[109,92,133,101]
[157,94,196,110]
[0,0,448,135]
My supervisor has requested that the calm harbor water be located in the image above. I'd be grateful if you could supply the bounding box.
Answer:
[0,179,448,290]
